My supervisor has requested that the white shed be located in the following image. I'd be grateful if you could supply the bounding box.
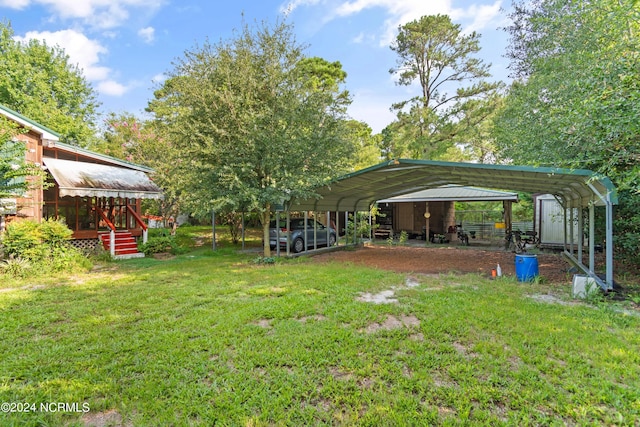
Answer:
[535,194,581,248]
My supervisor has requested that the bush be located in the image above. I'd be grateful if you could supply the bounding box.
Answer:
[0,257,31,278]
[614,190,640,267]
[0,219,91,277]
[139,236,179,255]
[1,219,43,260]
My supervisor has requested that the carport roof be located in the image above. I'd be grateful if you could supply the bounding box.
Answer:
[377,185,519,203]
[290,159,617,211]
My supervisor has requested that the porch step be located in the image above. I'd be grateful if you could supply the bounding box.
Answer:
[99,230,145,258]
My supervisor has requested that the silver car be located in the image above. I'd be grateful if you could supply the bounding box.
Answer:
[269,218,337,253]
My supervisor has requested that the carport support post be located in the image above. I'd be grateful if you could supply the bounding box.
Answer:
[562,200,568,251]
[241,211,245,250]
[211,209,216,251]
[606,197,614,288]
[569,203,575,255]
[577,203,584,262]
[286,211,291,256]
[344,211,348,243]
[313,211,318,250]
[275,211,281,257]
[589,202,595,273]
[326,211,330,248]
[336,212,340,246]
[353,210,358,245]
[304,211,309,253]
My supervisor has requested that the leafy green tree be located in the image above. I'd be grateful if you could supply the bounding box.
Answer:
[495,0,640,262]
[0,117,44,205]
[344,120,381,170]
[0,22,99,144]
[296,57,349,102]
[148,20,354,255]
[497,0,639,182]
[89,112,182,223]
[386,14,502,159]
[450,92,505,163]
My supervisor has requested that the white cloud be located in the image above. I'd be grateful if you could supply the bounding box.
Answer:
[279,0,322,15]
[0,0,30,9]
[138,26,155,43]
[458,1,503,35]
[334,0,454,46]
[151,73,166,84]
[289,0,503,47]
[14,29,130,97]
[15,29,110,80]
[97,79,128,96]
[8,0,166,30]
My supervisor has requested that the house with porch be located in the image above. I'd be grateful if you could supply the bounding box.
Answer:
[0,104,163,258]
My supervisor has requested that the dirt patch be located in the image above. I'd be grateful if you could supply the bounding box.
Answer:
[81,409,129,427]
[357,290,398,304]
[297,314,327,323]
[252,319,272,328]
[314,245,572,283]
[362,314,420,334]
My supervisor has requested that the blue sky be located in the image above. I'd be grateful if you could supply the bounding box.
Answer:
[1,0,512,133]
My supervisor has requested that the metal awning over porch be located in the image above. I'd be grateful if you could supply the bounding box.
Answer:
[43,157,163,199]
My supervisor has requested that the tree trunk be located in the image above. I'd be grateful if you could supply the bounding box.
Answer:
[262,205,271,257]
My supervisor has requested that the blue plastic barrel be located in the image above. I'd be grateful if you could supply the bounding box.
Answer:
[515,254,539,282]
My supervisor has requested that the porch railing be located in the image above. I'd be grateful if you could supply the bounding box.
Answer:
[126,203,148,244]
[95,206,116,257]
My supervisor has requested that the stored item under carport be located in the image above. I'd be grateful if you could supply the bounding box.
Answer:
[515,254,539,282]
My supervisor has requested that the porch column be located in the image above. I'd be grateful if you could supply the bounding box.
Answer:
[444,201,456,239]
[110,229,115,257]
[503,201,512,234]
[424,202,430,241]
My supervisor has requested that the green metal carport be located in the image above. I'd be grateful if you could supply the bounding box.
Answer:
[289,159,618,290]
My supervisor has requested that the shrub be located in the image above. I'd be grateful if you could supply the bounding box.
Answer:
[399,230,408,245]
[252,256,276,265]
[0,257,31,278]
[0,219,91,277]
[39,218,73,247]
[139,236,179,255]
[1,219,43,260]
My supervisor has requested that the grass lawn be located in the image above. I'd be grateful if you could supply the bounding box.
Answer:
[1,226,639,426]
